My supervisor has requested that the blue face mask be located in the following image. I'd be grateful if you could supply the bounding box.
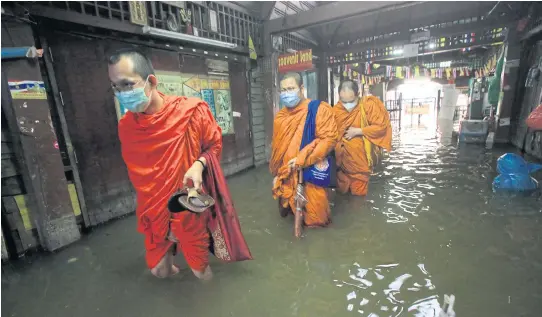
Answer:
[280,90,301,108]
[343,99,358,111]
[115,79,151,113]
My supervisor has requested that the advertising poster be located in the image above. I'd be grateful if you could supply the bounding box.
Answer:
[201,89,216,117]
[214,89,234,134]
[8,80,47,100]
[114,68,233,135]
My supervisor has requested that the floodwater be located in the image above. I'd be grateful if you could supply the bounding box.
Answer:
[2,126,542,317]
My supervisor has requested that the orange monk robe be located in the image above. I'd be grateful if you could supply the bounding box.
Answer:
[270,99,338,226]
[118,94,222,272]
[333,96,392,196]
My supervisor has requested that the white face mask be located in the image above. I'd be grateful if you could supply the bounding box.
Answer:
[342,98,358,111]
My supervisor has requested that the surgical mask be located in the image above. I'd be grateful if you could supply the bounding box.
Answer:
[343,99,358,111]
[115,79,151,113]
[280,90,301,108]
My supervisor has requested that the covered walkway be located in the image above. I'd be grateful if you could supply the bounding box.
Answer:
[2,2,542,316]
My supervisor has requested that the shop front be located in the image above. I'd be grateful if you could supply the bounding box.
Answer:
[43,30,254,226]
[277,49,318,107]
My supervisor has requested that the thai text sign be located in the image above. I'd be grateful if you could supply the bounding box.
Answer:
[278,49,313,73]
[406,103,431,115]
[129,1,148,26]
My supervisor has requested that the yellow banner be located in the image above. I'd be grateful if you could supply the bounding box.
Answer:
[249,36,257,60]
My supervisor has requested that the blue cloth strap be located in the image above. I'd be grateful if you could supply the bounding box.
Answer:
[300,100,321,150]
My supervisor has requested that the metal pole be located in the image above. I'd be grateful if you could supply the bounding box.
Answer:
[398,92,402,129]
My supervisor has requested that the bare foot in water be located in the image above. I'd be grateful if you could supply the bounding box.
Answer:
[192,265,213,282]
[170,264,180,276]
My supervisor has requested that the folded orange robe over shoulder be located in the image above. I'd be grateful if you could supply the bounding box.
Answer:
[118,93,222,272]
[334,96,392,196]
[270,99,338,226]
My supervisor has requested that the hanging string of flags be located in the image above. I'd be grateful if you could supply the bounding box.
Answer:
[350,65,473,85]
[340,63,499,86]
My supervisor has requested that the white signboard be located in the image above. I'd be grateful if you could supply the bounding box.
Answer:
[411,30,430,43]
[209,9,218,33]
[403,44,419,58]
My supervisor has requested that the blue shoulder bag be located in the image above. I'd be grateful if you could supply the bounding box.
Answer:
[300,100,336,188]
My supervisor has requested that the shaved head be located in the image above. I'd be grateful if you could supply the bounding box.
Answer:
[280,72,303,88]
[108,48,155,80]
[339,80,359,96]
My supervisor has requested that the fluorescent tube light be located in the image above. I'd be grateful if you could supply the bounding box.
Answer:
[142,26,238,49]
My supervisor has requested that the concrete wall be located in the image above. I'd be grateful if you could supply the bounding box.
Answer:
[250,58,273,166]
[258,56,276,162]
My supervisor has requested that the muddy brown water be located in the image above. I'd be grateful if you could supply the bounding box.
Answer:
[2,127,542,317]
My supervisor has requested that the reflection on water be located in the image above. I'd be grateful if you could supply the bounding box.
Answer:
[371,127,541,224]
[335,262,440,316]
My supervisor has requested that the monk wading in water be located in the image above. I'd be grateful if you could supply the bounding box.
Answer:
[109,49,221,280]
[333,80,392,196]
[271,72,338,237]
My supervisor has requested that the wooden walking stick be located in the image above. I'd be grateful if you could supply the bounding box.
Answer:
[294,169,307,238]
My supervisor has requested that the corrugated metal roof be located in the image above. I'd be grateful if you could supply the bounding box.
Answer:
[228,1,326,20]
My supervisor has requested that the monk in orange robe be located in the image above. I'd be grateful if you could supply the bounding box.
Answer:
[270,72,338,233]
[333,80,392,196]
[109,49,221,280]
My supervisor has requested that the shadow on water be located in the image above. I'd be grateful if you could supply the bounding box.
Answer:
[2,126,542,317]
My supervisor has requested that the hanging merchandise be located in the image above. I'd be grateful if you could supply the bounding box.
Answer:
[452,68,457,78]
[405,67,411,79]
[488,51,504,105]
[366,62,371,74]
[445,68,452,79]
[526,104,542,130]
[525,60,540,88]
[431,69,436,78]
[386,66,392,78]
[361,75,366,84]
[414,66,420,77]
[396,66,403,79]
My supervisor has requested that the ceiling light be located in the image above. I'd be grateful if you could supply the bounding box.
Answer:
[142,26,238,49]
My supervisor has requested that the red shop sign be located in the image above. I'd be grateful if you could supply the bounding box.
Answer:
[278,49,313,73]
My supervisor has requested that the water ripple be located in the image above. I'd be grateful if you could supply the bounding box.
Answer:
[335,262,440,316]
